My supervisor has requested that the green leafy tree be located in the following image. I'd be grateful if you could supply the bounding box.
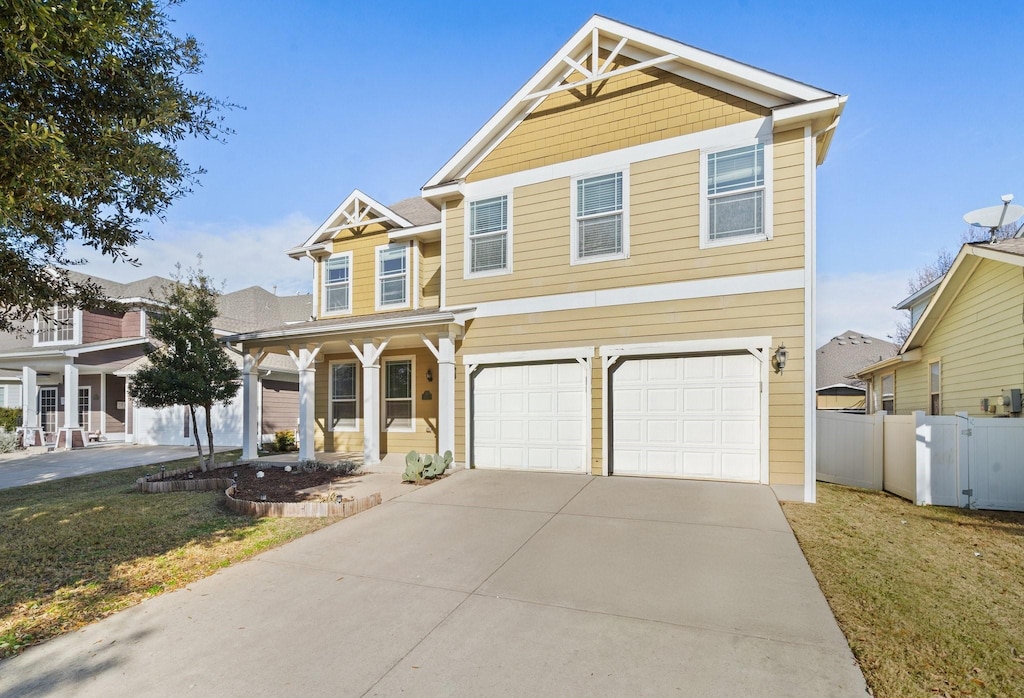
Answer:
[130,262,238,470]
[0,0,231,331]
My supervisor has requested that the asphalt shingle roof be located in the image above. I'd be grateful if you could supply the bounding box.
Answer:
[816,330,898,391]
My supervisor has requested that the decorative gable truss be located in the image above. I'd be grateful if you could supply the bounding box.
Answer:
[423,15,847,196]
[288,189,415,258]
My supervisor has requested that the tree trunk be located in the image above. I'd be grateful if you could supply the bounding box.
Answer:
[204,403,216,470]
[189,405,206,471]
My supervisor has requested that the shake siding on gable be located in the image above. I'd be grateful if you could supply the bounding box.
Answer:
[467,62,769,182]
[894,259,1024,416]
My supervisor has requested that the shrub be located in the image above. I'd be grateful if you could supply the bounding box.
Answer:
[0,430,18,454]
[274,430,296,452]
[0,408,21,432]
[296,459,359,476]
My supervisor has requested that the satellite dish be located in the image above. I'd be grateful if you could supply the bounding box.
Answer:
[963,194,1024,230]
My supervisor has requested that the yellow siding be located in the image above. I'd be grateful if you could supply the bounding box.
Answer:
[453,289,805,484]
[420,240,441,308]
[446,133,806,307]
[314,346,439,456]
[314,232,417,319]
[896,259,1024,417]
[468,61,769,182]
[816,394,866,410]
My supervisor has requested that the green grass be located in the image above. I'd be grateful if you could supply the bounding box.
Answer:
[0,451,338,658]
[782,483,1024,697]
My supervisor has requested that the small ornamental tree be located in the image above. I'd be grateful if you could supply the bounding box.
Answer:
[130,262,238,470]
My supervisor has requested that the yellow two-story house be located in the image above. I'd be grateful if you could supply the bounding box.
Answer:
[227,16,846,502]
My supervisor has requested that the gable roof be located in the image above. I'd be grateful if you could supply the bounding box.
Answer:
[423,14,845,192]
[816,330,897,391]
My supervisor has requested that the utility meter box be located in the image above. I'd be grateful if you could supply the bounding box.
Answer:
[998,388,1023,414]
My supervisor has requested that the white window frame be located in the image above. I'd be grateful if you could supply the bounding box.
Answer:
[34,306,82,346]
[464,193,513,279]
[570,168,630,265]
[880,373,895,414]
[328,360,359,432]
[929,361,941,416]
[381,355,415,433]
[321,251,353,316]
[78,386,91,432]
[375,243,411,311]
[699,138,773,249]
[39,386,58,432]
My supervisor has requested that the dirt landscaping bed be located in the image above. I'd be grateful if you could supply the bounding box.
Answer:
[164,463,361,503]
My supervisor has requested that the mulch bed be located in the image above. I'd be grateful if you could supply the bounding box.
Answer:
[166,464,359,503]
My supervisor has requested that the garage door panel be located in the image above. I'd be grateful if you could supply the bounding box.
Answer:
[613,354,761,482]
[473,361,588,473]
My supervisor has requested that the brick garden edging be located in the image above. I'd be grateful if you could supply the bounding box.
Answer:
[135,461,382,519]
[223,485,382,518]
[135,463,236,493]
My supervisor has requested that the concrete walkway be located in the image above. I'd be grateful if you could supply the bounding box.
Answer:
[0,444,234,491]
[0,471,867,697]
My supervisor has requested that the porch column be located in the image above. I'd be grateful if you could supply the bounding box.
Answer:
[437,332,456,460]
[21,366,42,446]
[241,350,266,460]
[288,345,322,462]
[362,340,382,466]
[58,363,83,449]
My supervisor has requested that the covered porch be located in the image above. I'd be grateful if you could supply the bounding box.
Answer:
[225,309,469,465]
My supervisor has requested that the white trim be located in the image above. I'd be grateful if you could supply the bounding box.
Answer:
[226,311,459,343]
[78,385,91,432]
[599,336,772,359]
[699,138,774,249]
[462,346,595,366]
[321,251,354,317]
[65,337,149,357]
[99,373,106,435]
[387,223,442,243]
[461,118,770,201]
[33,305,79,347]
[382,355,416,433]
[328,359,360,433]
[440,202,448,309]
[570,168,630,265]
[374,242,412,311]
[423,15,832,189]
[464,269,804,319]
[804,125,817,503]
[413,240,421,310]
[38,386,58,433]
[302,189,414,248]
[464,193,514,279]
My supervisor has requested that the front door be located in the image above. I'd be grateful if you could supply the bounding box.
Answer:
[39,387,57,433]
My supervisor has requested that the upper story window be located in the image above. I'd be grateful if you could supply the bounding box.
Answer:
[35,305,77,345]
[376,243,409,310]
[467,195,510,276]
[701,142,771,247]
[322,252,352,315]
[572,171,628,264]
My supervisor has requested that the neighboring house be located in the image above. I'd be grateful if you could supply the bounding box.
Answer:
[816,331,896,412]
[0,272,310,448]
[225,15,846,502]
[857,238,1024,418]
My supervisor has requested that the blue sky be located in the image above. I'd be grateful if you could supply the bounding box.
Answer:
[76,1,1024,345]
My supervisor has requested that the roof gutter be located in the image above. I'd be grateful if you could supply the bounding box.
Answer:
[221,309,474,345]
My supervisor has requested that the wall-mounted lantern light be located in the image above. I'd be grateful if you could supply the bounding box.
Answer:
[773,343,789,374]
[426,368,434,383]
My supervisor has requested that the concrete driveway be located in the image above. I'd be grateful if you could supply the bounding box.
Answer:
[0,444,231,490]
[0,470,867,697]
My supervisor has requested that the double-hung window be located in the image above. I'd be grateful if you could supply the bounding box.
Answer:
[383,358,414,431]
[702,142,770,246]
[572,171,627,263]
[322,253,352,314]
[36,305,76,345]
[376,244,409,309]
[929,362,941,416]
[330,361,358,431]
[467,195,510,275]
[881,374,895,414]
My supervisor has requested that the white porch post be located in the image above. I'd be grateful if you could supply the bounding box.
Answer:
[361,339,383,466]
[99,372,107,436]
[288,345,322,462]
[58,363,83,449]
[21,366,42,446]
[241,350,266,460]
[437,332,456,460]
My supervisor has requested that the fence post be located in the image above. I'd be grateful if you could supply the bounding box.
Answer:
[872,410,885,490]
[914,410,929,505]
[955,412,971,509]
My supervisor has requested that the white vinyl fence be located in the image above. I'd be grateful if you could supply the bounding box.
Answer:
[817,410,1024,511]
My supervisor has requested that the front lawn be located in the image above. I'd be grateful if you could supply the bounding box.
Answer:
[0,453,338,658]
[783,483,1024,698]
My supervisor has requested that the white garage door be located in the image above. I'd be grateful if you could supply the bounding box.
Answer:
[472,361,588,472]
[612,354,761,481]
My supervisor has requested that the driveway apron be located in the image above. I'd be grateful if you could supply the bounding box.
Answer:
[0,470,867,697]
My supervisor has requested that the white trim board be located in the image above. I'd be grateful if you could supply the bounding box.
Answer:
[462,346,596,366]
[461,269,804,319]
[599,336,772,359]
